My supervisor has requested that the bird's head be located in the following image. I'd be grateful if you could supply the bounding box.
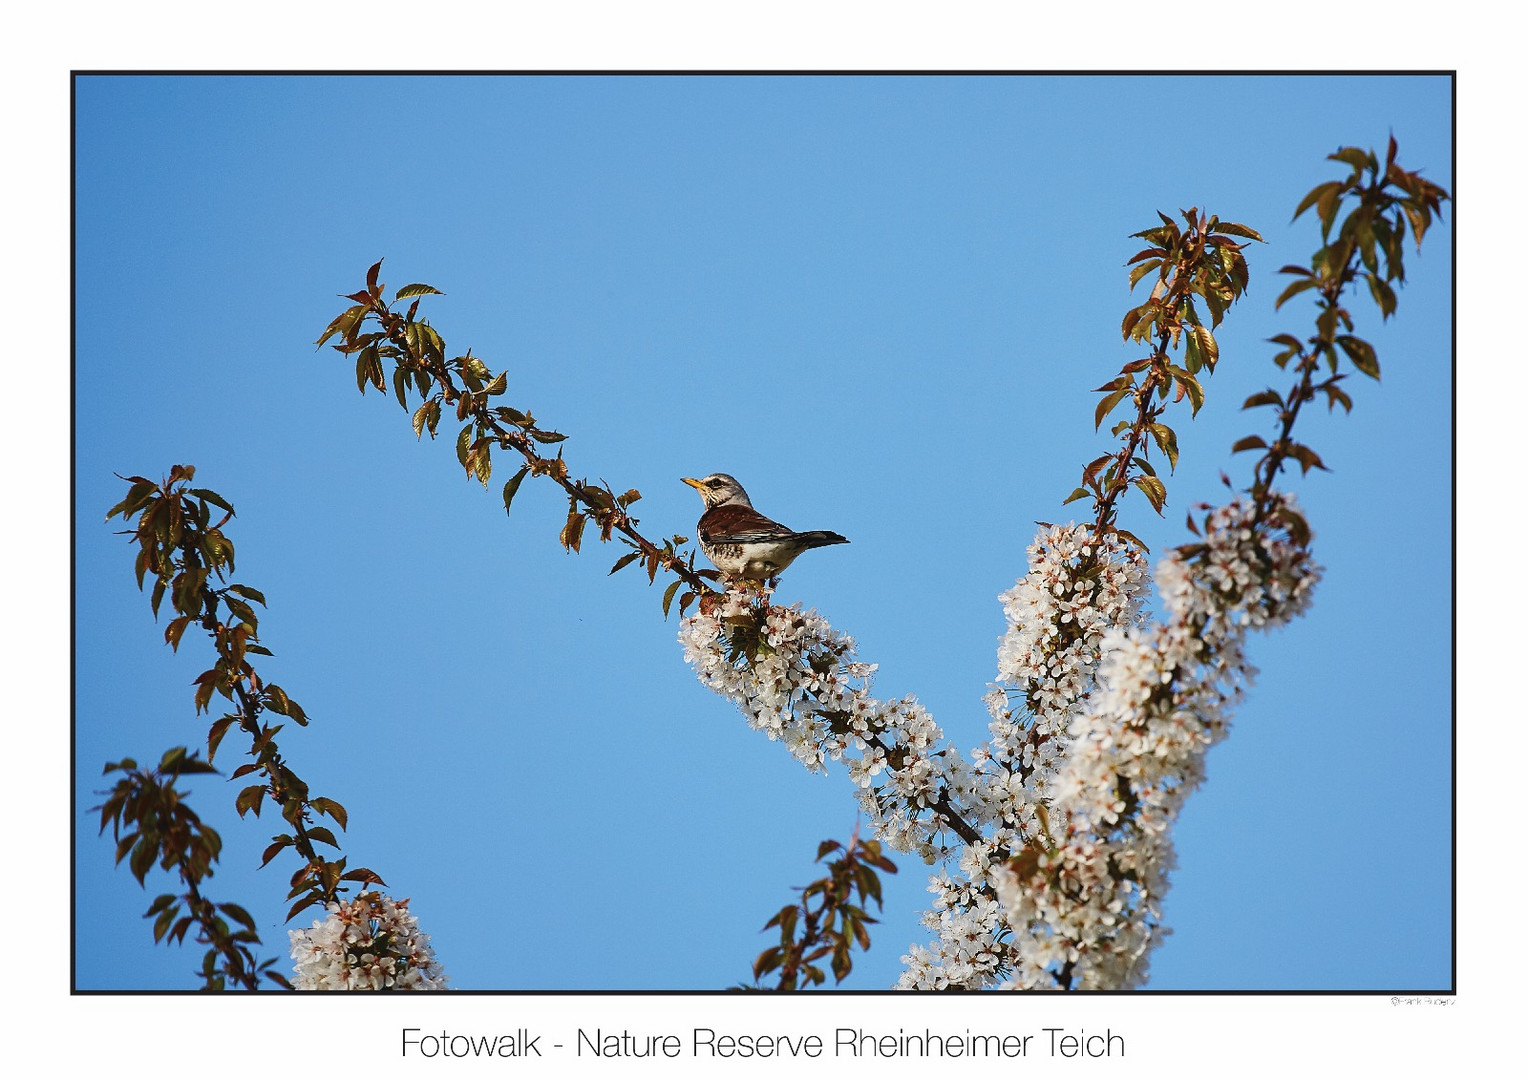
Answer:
[682,473,752,509]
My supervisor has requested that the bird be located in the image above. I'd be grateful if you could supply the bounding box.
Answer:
[681,473,849,583]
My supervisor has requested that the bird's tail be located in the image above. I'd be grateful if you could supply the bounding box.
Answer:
[798,531,849,548]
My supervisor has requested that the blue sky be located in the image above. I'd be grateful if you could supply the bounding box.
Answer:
[73,74,1452,995]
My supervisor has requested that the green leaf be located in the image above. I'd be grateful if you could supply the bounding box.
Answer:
[411,400,433,440]
[164,614,192,651]
[1293,180,1342,224]
[455,423,473,467]
[394,283,444,299]
[1274,277,1319,310]
[306,826,341,850]
[473,443,493,487]
[287,894,322,923]
[311,797,348,831]
[1323,382,1354,412]
[1316,306,1340,344]
[235,785,267,818]
[1133,475,1167,514]
[1328,146,1372,171]
[105,480,159,522]
[186,488,235,516]
[418,322,446,362]
[1317,183,1344,238]
[261,836,294,868]
[1364,272,1398,319]
[1148,423,1179,471]
[218,902,259,933]
[264,684,293,716]
[227,584,266,606]
[1210,220,1264,242]
[1094,386,1132,431]
[341,865,388,889]
[206,716,238,763]
[1171,368,1205,415]
[1128,259,1162,290]
[1183,327,1202,373]
[1118,302,1142,340]
[1202,280,1228,328]
[502,467,530,516]
[315,304,366,350]
[1289,442,1329,474]
[1336,335,1380,379]
[662,578,682,618]
[1187,325,1218,370]
[1112,527,1148,555]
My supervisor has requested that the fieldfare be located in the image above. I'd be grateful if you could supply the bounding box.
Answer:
[682,473,849,583]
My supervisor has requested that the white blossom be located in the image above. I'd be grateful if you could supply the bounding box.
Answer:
[998,495,1320,989]
[979,524,1150,837]
[678,590,967,862]
[289,891,448,990]
[678,494,1319,992]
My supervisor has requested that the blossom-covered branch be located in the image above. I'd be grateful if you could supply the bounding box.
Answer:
[996,496,1319,988]
[992,140,1447,990]
[680,591,984,854]
[679,212,1261,989]
[681,143,1444,991]
[306,138,1445,992]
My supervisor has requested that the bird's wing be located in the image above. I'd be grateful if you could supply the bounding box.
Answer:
[699,504,799,543]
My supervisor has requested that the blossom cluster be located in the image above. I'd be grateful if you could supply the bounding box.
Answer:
[978,523,1149,830]
[678,590,975,863]
[996,495,1320,989]
[679,495,1316,991]
[289,891,448,990]
[896,839,1012,989]
[892,525,1149,988]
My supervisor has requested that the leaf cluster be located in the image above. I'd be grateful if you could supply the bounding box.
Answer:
[747,834,897,990]
[1073,209,1265,534]
[93,748,285,989]
[1029,141,1447,993]
[1223,137,1449,523]
[105,467,384,943]
[319,262,718,618]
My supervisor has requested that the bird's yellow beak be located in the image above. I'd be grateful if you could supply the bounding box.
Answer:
[681,477,706,491]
